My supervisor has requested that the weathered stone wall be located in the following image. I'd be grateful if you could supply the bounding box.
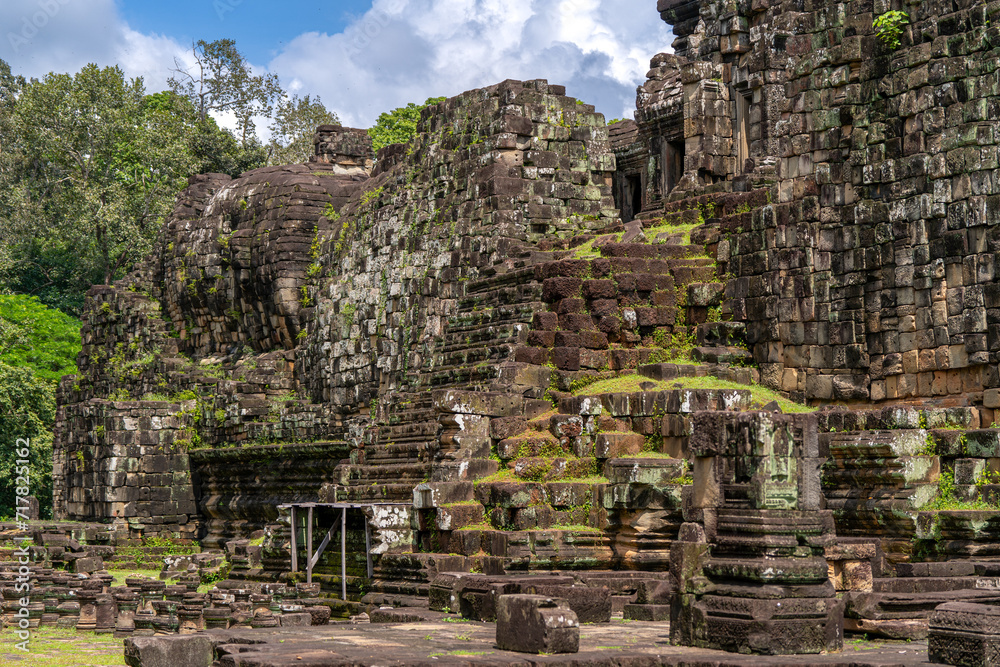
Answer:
[188,442,352,548]
[297,80,619,412]
[53,83,624,532]
[53,129,377,533]
[52,400,198,540]
[650,0,1000,410]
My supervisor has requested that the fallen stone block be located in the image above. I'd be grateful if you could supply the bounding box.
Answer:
[278,612,313,627]
[369,608,434,623]
[123,635,214,667]
[496,594,579,654]
[71,556,104,574]
[517,583,612,623]
[623,603,671,621]
[305,605,331,626]
[929,601,1000,666]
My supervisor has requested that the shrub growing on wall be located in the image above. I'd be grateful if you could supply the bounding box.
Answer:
[873,11,909,50]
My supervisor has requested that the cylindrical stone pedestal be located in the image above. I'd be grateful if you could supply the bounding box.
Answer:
[55,600,80,628]
[95,594,116,633]
[202,607,230,630]
[133,610,155,636]
[76,590,98,632]
[178,606,204,634]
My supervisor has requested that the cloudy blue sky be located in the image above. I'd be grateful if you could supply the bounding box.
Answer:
[1,0,672,128]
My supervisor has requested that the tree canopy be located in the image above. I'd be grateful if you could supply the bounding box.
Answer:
[0,43,339,314]
[0,64,197,302]
[168,39,283,145]
[268,94,340,166]
[144,90,268,178]
[0,294,81,384]
[368,97,447,153]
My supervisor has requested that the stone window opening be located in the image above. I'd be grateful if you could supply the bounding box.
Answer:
[735,89,752,174]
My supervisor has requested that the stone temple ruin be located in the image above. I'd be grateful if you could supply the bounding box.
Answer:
[5,0,1000,663]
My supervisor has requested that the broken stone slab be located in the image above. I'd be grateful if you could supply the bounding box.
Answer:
[847,589,1000,621]
[605,457,686,485]
[621,220,647,243]
[695,321,746,347]
[623,603,671,621]
[369,607,437,623]
[432,389,540,417]
[71,556,105,574]
[439,573,576,621]
[845,617,928,640]
[495,594,579,654]
[123,635,214,667]
[305,605,331,626]
[686,282,724,307]
[429,573,475,612]
[690,345,752,364]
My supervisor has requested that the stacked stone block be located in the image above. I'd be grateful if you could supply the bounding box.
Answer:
[651,0,1000,405]
[298,79,619,416]
[411,387,751,572]
[53,400,198,539]
[629,0,999,410]
[671,410,844,655]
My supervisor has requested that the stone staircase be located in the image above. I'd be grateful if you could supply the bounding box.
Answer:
[415,266,544,391]
[410,384,753,571]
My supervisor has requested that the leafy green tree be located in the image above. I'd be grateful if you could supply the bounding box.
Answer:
[0,60,25,288]
[368,97,447,152]
[168,39,283,145]
[0,295,81,384]
[268,94,340,166]
[144,90,267,178]
[0,64,197,302]
[0,361,55,519]
[0,58,23,108]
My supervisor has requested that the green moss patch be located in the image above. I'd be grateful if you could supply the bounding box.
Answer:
[572,232,622,259]
[573,373,814,414]
[107,569,162,586]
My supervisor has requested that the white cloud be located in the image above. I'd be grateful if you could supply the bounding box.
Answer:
[1,0,674,133]
[0,0,191,90]
[270,0,673,128]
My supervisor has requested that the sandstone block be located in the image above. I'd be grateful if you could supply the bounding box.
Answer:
[278,612,313,627]
[495,595,579,654]
[929,602,1000,666]
[123,635,213,667]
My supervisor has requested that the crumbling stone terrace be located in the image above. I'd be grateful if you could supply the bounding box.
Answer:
[20,0,1000,664]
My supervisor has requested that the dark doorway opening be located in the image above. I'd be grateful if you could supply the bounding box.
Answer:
[619,174,642,222]
[628,175,643,221]
[665,141,685,194]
